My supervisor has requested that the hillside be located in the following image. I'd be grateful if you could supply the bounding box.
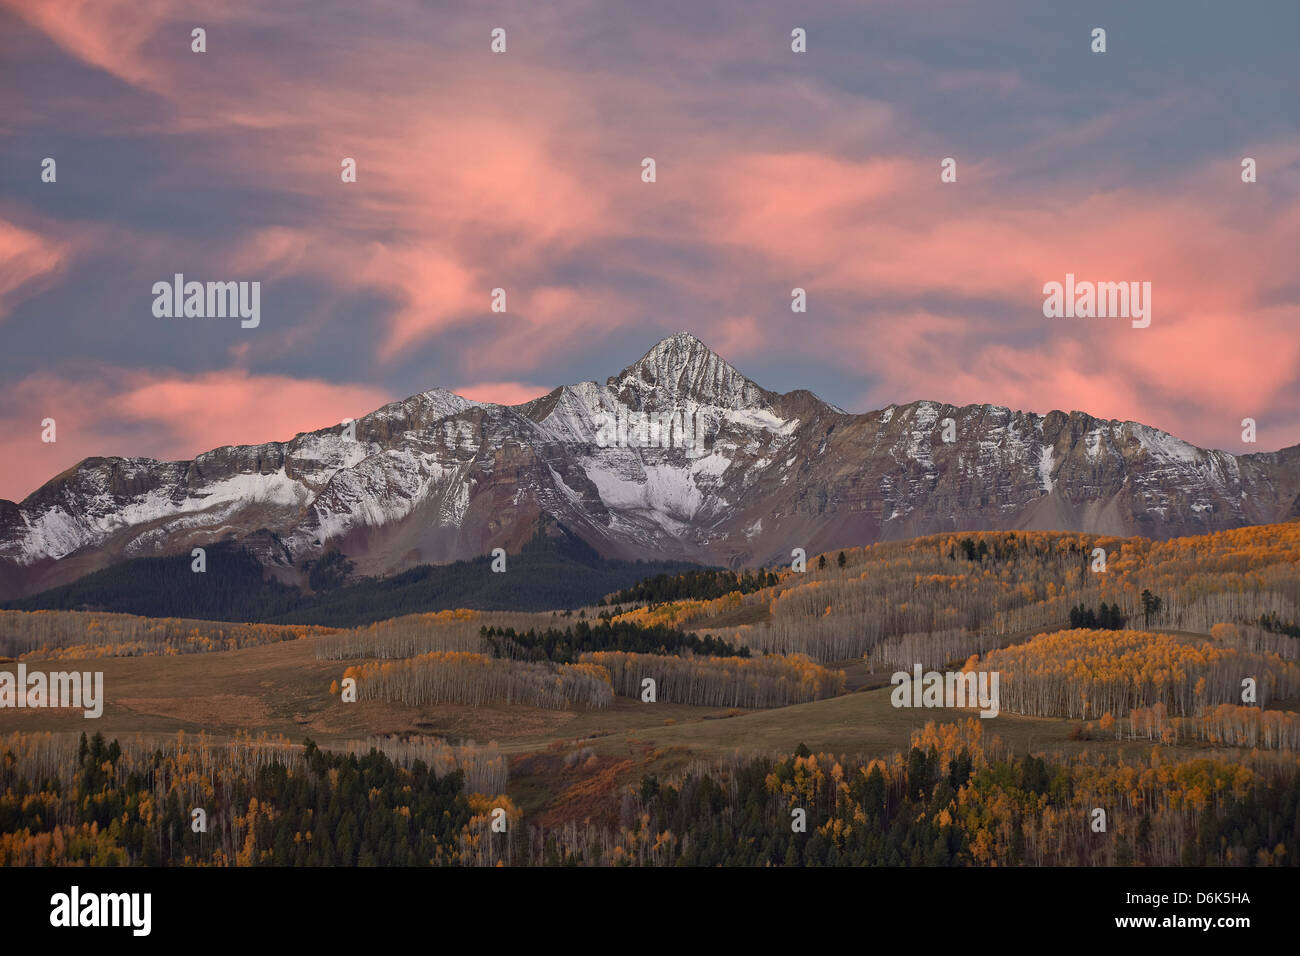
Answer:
[1,522,1298,869]
[615,521,1300,665]
[2,522,702,625]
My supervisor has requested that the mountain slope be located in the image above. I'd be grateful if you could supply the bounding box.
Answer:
[2,331,1298,599]
[1,521,702,624]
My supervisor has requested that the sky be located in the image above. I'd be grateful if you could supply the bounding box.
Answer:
[2,0,1298,502]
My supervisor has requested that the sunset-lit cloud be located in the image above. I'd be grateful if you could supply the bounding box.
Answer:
[453,381,550,406]
[0,219,72,320]
[0,368,392,502]
[2,0,1297,499]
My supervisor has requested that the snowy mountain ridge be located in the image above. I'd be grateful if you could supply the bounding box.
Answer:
[2,331,1297,599]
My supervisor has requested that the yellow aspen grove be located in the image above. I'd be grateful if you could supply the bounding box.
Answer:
[970,628,1300,719]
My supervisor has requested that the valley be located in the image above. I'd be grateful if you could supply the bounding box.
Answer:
[3,522,1297,863]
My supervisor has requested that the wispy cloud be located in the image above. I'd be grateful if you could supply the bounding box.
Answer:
[2,0,1298,499]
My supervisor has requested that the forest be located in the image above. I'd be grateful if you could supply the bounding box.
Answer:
[579,650,844,707]
[657,523,1300,664]
[341,652,615,710]
[580,721,1300,867]
[480,620,748,663]
[0,732,478,865]
[601,568,780,606]
[1119,704,1300,750]
[1068,603,1129,630]
[2,725,1296,866]
[972,627,1300,719]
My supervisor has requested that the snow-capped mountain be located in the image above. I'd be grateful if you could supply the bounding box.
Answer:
[2,332,1298,598]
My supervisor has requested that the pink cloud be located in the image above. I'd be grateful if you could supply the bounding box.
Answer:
[709,316,764,360]
[0,369,392,502]
[0,0,183,91]
[111,371,392,449]
[453,381,550,406]
[6,0,1299,462]
[686,146,1300,450]
[847,305,1300,453]
[0,219,72,319]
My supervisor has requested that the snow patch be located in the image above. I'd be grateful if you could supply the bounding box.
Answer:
[1085,427,1105,459]
[1136,426,1200,463]
[582,457,711,526]
[722,407,797,434]
[15,468,309,563]
[1038,445,1056,493]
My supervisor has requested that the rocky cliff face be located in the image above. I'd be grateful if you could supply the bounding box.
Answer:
[2,332,1297,598]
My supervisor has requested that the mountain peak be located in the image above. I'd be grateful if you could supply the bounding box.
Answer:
[612,332,768,409]
[629,332,717,369]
